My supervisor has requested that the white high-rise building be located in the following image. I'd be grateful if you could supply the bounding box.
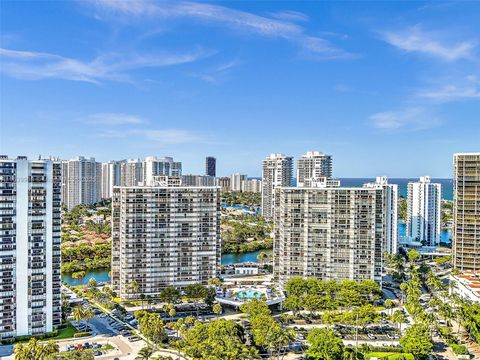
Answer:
[407,176,442,246]
[61,156,101,210]
[262,153,293,219]
[297,151,333,187]
[274,186,385,284]
[364,176,398,254]
[143,156,182,186]
[101,160,122,199]
[242,179,262,193]
[120,159,143,187]
[230,173,247,192]
[0,156,62,340]
[111,186,221,300]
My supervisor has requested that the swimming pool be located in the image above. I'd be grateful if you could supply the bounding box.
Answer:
[237,290,263,299]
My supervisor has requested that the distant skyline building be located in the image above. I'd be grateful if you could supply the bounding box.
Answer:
[101,160,122,199]
[364,176,399,254]
[453,153,480,271]
[274,186,384,284]
[242,178,262,193]
[407,176,442,246]
[143,156,182,186]
[182,174,216,187]
[0,156,62,340]
[297,151,333,187]
[61,156,101,210]
[262,153,293,219]
[120,159,143,187]
[111,186,221,300]
[216,177,231,193]
[230,173,248,192]
[205,156,216,177]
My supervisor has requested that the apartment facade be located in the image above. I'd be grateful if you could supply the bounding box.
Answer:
[242,179,262,193]
[297,151,333,187]
[61,156,101,210]
[453,153,480,271]
[120,159,143,187]
[262,153,293,219]
[216,177,231,193]
[205,157,216,177]
[101,160,122,199]
[0,156,62,340]
[274,187,385,284]
[230,173,247,192]
[407,176,441,246]
[182,175,216,187]
[364,176,399,254]
[111,186,221,300]
[143,156,182,186]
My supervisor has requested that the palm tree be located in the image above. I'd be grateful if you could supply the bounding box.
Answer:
[391,309,406,333]
[72,306,95,330]
[137,346,155,360]
[384,299,396,316]
[14,343,29,360]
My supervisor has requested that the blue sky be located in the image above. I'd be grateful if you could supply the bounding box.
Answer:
[1,1,479,177]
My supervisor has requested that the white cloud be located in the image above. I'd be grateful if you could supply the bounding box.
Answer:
[417,76,480,102]
[88,0,353,59]
[370,108,441,131]
[381,26,476,61]
[0,47,209,83]
[88,113,144,125]
[268,10,309,23]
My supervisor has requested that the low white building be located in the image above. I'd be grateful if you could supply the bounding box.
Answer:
[449,272,480,303]
[234,262,259,275]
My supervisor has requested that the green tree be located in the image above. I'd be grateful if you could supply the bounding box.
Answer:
[14,339,59,360]
[407,249,421,264]
[306,328,344,360]
[159,286,181,304]
[87,277,97,289]
[400,324,433,359]
[283,295,303,315]
[240,299,271,318]
[213,303,223,318]
[385,299,396,316]
[179,319,257,360]
[250,314,294,360]
[135,310,167,344]
[137,346,155,360]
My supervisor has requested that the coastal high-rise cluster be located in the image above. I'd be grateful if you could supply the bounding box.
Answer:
[264,150,396,284]
[0,156,62,340]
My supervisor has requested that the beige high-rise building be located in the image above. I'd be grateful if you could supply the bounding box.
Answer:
[262,153,293,219]
[242,179,262,193]
[111,186,221,300]
[453,153,480,271]
[274,186,385,284]
[216,177,231,193]
[297,151,333,187]
[120,159,143,187]
[61,156,101,210]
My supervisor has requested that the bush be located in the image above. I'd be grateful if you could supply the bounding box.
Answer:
[73,332,91,338]
[451,344,469,355]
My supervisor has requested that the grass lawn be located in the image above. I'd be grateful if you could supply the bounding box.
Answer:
[54,323,79,340]
[366,352,414,360]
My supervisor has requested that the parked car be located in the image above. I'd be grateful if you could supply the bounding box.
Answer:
[367,333,376,340]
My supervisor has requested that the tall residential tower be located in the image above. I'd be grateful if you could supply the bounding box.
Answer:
[297,151,333,187]
[274,186,385,284]
[407,176,441,246]
[453,153,480,271]
[0,156,62,340]
[262,153,293,219]
[111,186,221,300]
[364,176,399,254]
